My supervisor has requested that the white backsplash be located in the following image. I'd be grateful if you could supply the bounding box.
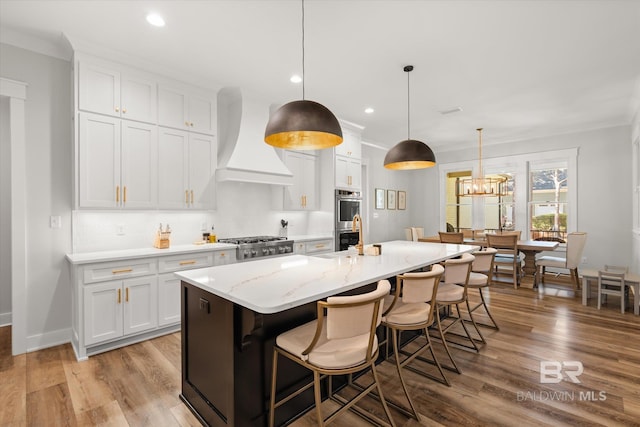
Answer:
[72,181,334,253]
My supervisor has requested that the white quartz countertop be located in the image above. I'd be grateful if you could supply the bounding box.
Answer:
[66,242,238,264]
[175,240,478,314]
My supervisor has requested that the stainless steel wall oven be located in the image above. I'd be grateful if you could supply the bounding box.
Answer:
[335,190,362,251]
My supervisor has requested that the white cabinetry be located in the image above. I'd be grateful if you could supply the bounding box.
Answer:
[335,121,363,191]
[293,238,334,255]
[283,151,318,210]
[79,61,157,124]
[70,248,236,359]
[79,113,157,208]
[158,127,216,209]
[158,85,216,135]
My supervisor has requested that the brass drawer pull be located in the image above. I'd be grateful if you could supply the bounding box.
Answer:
[116,185,120,203]
[179,260,197,265]
[315,244,325,248]
[123,186,127,203]
[117,288,121,303]
[112,268,133,274]
[185,190,189,204]
[191,190,194,204]
[126,287,129,302]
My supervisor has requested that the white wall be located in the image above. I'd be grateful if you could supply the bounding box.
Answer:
[0,43,73,347]
[0,96,11,325]
[420,126,633,271]
[631,98,640,275]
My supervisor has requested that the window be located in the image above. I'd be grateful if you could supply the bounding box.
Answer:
[439,148,577,240]
[529,164,568,242]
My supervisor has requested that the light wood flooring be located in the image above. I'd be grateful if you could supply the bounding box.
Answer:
[1,277,639,426]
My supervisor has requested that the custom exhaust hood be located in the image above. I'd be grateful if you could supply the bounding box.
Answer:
[216,87,293,186]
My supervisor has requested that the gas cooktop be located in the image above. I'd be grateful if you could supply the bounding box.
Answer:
[217,236,293,261]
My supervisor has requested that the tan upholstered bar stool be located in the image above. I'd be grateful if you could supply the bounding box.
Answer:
[269,281,395,427]
[464,248,499,344]
[381,264,447,420]
[432,253,477,374]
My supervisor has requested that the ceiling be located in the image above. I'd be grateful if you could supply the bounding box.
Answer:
[1,0,639,152]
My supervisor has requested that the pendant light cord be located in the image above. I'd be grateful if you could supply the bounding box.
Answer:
[477,128,483,176]
[407,67,411,140]
[301,0,305,100]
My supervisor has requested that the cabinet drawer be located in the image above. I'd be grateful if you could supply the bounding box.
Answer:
[83,259,157,284]
[213,250,235,265]
[159,253,214,273]
[305,239,334,254]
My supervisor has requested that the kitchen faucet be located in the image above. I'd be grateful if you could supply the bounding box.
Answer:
[352,214,364,256]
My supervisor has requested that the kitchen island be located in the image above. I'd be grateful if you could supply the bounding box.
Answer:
[175,240,478,427]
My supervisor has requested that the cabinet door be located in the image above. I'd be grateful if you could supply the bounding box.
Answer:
[335,128,361,159]
[158,86,188,130]
[300,154,317,210]
[335,155,350,189]
[79,113,121,208]
[188,133,215,209]
[79,63,120,117]
[120,73,157,123]
[188,95,215,135]
[158,127,189,208]
[158,273,180,326]
[283,152,304,209]
[123,276,158,336]
[348,159,361,190]
[213,250,235,265]
[84,280,123,346]
[121,121,157,208]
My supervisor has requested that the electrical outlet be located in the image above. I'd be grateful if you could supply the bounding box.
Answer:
[49,215,62,229]
[116,224,125,235]
[581,256,587,264]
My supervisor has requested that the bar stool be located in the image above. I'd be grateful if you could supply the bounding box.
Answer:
[269,281,395,427]
[432,253,477,374]
[381,264,447,420]
[465,248,499,343]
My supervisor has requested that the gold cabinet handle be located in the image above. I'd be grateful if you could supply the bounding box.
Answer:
[117,288,121,304]
[116,185,120,203]
[190,190,194,204]
[179,260,196,265]
[112,268,133,274]
[185,190,189,204]
[190,122,194,127]
[123,186,127,203]
[185,121,190,126]
[220,252,225,257]
[115,106,120,113]
[315,244,325,249]
[125,287,129,302]
[122,108,127,114]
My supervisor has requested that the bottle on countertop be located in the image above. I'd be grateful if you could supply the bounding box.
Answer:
[209,225,217,243]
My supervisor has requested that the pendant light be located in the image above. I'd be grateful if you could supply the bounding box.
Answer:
[264,0,342,150]
[456,128,507,196]
[383,65,436,170]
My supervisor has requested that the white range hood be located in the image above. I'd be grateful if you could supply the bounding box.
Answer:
[216,87,293,186]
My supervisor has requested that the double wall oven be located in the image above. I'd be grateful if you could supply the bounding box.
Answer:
[335,190,362,251]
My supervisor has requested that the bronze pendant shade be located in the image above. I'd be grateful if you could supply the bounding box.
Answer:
[384,65,436,170]
[264,100,343,150]
[264,0,342,150]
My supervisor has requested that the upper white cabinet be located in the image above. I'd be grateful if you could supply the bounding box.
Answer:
[335,126,362,159]
[335,121,363,191]
[79,113,157,208]
[158,127,216,209]
[79,61,157,124]
[158,86,216,135]
[282,150,318,210]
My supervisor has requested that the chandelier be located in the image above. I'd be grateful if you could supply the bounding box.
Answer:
[456,128,507,196]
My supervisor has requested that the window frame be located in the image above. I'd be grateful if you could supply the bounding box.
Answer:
[439,148,578,240]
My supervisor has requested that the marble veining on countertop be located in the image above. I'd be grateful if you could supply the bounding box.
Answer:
[176,240,478,314]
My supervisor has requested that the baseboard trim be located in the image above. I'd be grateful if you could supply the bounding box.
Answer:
[27,328,71,353]
[0,312,11,327]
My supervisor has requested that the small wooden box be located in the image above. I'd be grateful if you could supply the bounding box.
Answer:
[154,231,171,249]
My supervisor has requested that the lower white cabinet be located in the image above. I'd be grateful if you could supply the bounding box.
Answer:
[293,238,334,255]
[84,276,158,346]
[70,248,234,359]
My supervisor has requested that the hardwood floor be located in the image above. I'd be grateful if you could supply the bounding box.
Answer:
[1,279,639,426]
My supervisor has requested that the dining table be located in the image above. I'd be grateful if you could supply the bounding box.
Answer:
[418,235,560,288]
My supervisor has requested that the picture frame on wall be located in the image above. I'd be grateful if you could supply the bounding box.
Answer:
[387,190,396,210]
[398,190,406,210]
[375,188,385,209]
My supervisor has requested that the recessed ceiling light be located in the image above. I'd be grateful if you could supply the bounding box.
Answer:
[364,107,374,114]
[290,75,302,83]
[146,13,165,27]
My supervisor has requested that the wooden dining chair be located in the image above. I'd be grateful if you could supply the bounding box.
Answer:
[486,233,522,289]
[438,231,464,244]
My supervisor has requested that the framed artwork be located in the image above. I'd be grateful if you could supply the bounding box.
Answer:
[375,188,385,209]
[398,191,406,210]
[387,190,396,210]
